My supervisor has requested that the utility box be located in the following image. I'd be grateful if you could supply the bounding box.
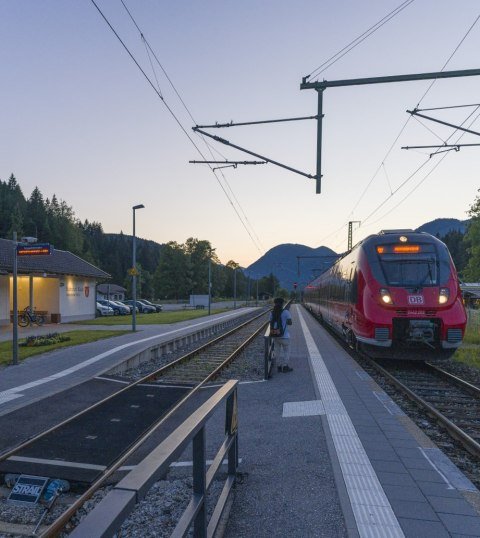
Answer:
[189,295,209,308]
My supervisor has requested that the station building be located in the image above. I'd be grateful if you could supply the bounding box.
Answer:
[97,283,126,302]
[0,238,110,325]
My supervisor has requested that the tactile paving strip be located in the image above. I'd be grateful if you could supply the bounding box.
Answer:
[297,308,405,538]
[282,400,325,417]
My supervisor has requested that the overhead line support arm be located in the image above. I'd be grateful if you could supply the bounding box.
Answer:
[407,109,480,137]
[300,68,480,90]
[193,127,316,181]
[300,67,480,194]
[196,115,318,129]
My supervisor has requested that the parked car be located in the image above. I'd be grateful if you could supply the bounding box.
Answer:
[139,299,163,312]
[98,299,129,316]
[123,300,155,313]
[117,301,137,314]
[109,300,132,315]
[96,302,114,317]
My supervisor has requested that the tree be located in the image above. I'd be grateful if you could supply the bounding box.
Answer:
[153,241,191,300]
[442,230,467,274]
[224,260,240,298]
[184,238,218,294]
[25,187,48,239]
[463,191,480,281]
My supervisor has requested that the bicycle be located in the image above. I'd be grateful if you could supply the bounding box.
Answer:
[18,307,46,327]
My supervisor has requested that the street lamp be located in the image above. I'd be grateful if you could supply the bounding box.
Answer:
[132,204,145,332]
[233,267,237,309]
[208,257,212,315]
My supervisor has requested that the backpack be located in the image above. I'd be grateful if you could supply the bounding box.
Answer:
[270,311,285,337]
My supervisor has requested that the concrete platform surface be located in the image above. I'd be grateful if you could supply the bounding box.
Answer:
[225,305,480,537]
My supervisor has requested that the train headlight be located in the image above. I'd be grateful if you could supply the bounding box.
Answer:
[380,288,393,304]
[439,288,450,304]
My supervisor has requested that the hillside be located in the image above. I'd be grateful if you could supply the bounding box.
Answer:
[244,243,338,291]
[415,218,469,236]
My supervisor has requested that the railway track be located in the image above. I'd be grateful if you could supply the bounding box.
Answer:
[154,310,269,385]
[363,358,480,459]
[304,305,480,463]
[0,307,271,537]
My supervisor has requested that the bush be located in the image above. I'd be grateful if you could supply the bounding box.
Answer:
[20,333,71,347]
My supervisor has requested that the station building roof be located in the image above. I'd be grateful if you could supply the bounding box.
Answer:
[0,238,110,279]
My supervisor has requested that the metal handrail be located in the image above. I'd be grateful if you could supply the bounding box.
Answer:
[71,380,239,538]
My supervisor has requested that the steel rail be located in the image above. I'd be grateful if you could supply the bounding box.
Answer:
[149,309,269,381]
[38,309,270,537]
[425,362,480,397]
[364,357,480,459]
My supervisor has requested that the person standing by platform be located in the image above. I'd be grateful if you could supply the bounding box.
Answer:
[270,297,293,373]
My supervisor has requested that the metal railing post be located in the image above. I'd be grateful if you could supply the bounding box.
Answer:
[264,334,269,380]
[226,389,239,474]
[193,427,206,538]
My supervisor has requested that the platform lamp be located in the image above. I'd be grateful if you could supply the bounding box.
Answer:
[132,204,145,332]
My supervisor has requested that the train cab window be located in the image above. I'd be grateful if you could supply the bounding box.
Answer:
[377,244,438,287]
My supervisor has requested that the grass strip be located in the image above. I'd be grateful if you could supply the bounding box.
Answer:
[72,309,230,326]
[0,330,129,366]
[454,346,480,370]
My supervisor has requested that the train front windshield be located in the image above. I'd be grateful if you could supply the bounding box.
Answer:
[376,244,438,287]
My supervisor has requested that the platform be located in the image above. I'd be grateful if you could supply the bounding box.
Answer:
[225,304,480,537]
[0,307,259,417]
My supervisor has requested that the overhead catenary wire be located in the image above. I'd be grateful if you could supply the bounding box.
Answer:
[411,114,446,144]
[119,0,265,254]
[362,104,480,227]
[306,0,415,80]
[325,12,480,250]
[367,108,480,229]
[333,109,480,249]
[91,0,264,254]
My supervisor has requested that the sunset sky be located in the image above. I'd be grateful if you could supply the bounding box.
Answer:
[1,0,479,266]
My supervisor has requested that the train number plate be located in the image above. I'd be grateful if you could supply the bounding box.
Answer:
[408,295,424,305]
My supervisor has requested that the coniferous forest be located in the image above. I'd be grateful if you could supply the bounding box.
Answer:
[0,174,282,300]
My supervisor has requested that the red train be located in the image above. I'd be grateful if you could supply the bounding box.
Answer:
[303,230,467,359]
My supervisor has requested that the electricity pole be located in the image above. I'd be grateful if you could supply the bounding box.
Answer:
[348,221,361,251]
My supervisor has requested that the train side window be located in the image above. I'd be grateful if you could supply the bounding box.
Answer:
[350,270,358,303]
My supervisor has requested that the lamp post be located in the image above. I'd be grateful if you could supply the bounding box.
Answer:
[12,232,18,365]
[233,267,237,309]
[208,257,211,316]
[132,204,145,332]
